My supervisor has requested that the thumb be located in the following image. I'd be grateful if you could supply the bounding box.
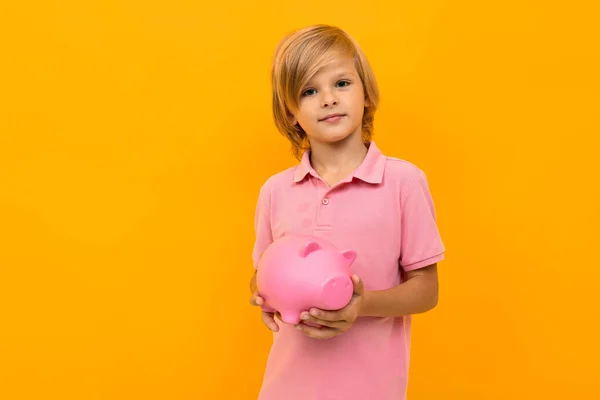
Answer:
[250,292,264,306]
[351,275,364,296]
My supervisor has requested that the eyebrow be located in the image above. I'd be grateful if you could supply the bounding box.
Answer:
[304,71,355,87]
[334,71,354,78]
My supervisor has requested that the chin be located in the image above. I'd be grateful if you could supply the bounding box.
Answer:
[314,133,353,144]
[324,127,363,143]
[305,122,362,144]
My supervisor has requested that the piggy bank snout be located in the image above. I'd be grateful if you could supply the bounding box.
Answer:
[320,275,354,310]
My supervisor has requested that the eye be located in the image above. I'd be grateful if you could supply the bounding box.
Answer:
[302,88,317,97]
[336,80,351,88]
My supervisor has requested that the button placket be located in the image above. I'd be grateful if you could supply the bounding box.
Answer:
[315,189,333,231]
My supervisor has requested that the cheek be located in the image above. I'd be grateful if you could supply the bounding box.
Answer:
[352,90,366,106]
[297,109,316,124]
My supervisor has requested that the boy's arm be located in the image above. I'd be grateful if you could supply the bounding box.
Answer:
[358,169,444,318]
[359,263,438,318]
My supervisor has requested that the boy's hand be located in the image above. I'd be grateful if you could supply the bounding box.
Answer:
[250,292,281,332]
[296,275,364,340]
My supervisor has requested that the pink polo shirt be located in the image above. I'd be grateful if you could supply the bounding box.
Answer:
[252,141,445,400]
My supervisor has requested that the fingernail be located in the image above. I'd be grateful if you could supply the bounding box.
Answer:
[310,309,318,316]
[301,313,309,320]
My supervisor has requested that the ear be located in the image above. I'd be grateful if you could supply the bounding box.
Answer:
[300,241,321,258]
[285,107,298,125]
[287,111,297,126]
[340,250,357,265]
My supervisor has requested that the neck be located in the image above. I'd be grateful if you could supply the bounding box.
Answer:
[308,135,368,180]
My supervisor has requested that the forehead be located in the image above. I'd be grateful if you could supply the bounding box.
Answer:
[308,54,357,81]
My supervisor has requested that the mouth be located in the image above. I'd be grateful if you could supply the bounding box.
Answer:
[319,113,346,122]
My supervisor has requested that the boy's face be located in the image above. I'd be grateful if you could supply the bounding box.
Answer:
[289,52,367,145]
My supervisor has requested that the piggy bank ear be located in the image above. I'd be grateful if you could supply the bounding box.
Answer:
[300,241,321,258]
[340,250,357,265]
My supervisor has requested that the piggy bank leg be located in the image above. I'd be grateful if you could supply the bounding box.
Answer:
[280,311,301,325]
[320,276,354,310]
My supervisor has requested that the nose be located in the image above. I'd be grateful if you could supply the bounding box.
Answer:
[321,91,338,108]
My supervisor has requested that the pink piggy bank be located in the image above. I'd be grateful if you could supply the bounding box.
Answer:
[256,234,357,325]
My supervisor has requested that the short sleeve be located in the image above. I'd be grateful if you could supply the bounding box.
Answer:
[252,184,273,269]
[399,171,445,271]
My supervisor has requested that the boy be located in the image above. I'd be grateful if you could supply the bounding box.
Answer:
[249,24,445,400]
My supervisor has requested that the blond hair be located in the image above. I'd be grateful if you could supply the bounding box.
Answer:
[271,25,380,160]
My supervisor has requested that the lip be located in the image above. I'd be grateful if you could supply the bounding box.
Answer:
[319,113,346,122]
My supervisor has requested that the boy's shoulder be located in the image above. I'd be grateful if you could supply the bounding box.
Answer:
[381,154,427,184]
[384,154,424,173]
[257,165,297,193]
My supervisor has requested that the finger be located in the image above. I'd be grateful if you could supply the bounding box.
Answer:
[305,308,347,323]
[296,323,339,339]
[262,311,279,332]
[301,313,346,329]
[250,293,264,306]
[352,275,364,296]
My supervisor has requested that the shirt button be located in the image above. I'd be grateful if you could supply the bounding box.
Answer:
[322,198,329,205]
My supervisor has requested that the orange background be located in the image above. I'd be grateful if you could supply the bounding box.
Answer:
[1,1,599,399]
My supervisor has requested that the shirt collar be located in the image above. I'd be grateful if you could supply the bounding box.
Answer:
[293,141,386,184]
